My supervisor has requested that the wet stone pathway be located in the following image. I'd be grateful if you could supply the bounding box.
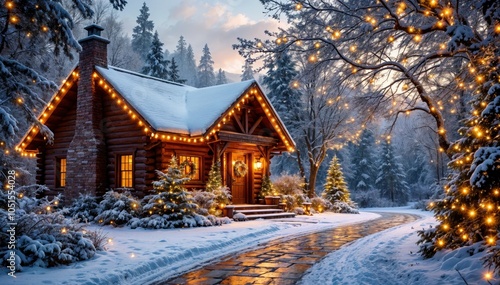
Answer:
[159,212,419,285]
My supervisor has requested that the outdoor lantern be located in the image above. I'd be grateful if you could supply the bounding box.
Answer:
[255,157,263,170]
[303,202,312,215]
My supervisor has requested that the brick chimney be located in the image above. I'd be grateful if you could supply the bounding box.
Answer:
[65,24,109,202]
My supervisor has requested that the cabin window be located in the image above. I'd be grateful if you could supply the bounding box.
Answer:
[118,154,133,188]
[179,155,201,181]
[56,158,67,188]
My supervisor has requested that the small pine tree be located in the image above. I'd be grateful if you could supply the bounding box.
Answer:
[260,175,275,197]
[241,60,254,81]
[322,156,352,203]
[142,156,198,227]
[350,129,377,192]
[206,160,223,192]
[216,68,228,85]
[141,31,168,79]
[205,161,231,215]
[168,58,186,83]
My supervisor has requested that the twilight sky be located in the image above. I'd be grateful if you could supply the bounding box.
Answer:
[118,0,283,74]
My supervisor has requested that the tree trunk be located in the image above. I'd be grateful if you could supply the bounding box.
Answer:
[308,163,319,198]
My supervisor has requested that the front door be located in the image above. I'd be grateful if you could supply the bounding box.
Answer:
[231,153,248,204]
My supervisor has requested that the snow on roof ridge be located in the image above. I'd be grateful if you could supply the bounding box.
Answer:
[107,65,192,88]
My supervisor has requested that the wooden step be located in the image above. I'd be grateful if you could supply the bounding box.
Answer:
[235,209,284,215]
[231,204,281,210]
[244,212,296,220]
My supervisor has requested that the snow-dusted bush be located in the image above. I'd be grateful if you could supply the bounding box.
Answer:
[63,194,99,222]
[1,212,104,269]
[95,191,141,226]
[294,207,305,215]
[295,193,310,206]
[210,186,232,216]
[331,201,359,214]
[310,197,332,213]
[233,212,247,221]
[191,189,217,216]
[273,174,304,196]
[281,194,296,211]
[206,215,232,225]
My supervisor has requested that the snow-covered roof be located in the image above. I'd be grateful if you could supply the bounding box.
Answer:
[96,66,255,136]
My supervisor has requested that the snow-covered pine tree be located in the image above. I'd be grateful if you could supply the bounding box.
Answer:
[172,36,187,78]
[216,68,228,85]
[350,129,377,192]
[376,140,409,205]
[241,60,254,81]
[141,31,168,79]
[131,2,154,59]
[141,156,202,228]
[419,18,500,271]
[322,155,352,204]
[262,51,300,128]
[168,58,186,84]
[196,44,216,87]
[184,44,198,86]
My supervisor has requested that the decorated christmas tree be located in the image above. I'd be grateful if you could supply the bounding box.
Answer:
[141,156,199,228]
[418,43,500,271]
[205,161,231,215]
[322,156,352,204]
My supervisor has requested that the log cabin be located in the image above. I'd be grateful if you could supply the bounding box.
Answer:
[16,24,295,204]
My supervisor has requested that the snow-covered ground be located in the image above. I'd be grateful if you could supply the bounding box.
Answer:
[1,207,495,285]
[301,207,496,285]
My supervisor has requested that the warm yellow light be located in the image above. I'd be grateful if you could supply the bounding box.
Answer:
[256,42,263,48]
[308,54,317,62]
[349,45,357,52]
[484,272,493,280]
[413,34,422,42]
[332,30,341,40]
[296,3,303,10]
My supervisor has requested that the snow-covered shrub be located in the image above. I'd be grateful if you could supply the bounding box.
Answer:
[2,212,102,269]
[233,212,247,221]
[206,215,232,225]
[351,188,381,208]
[281,194,296,211]
[310,197,332,213]
[295,193,310,206]
[331,201,359,214]
[95,190,141,226]
[191,189,217,215]
[210,186,232,216]
[272,174,304,196]
[63,194,99,222]
[294,207,305,215]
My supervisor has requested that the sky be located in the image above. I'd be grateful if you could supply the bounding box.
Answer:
[118,0,283,74]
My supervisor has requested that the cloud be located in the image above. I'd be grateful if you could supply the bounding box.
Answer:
[155,1,281,74]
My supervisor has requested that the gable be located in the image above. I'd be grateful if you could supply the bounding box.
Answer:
[17,68,79,156]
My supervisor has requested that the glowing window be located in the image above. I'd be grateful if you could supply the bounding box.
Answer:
[119,155,133,188]
[179,156,201,180]
[58,158,66,187]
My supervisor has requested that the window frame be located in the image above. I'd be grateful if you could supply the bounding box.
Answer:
[116,153,134,188]
[178,155,202,182]
[56,157,67,188]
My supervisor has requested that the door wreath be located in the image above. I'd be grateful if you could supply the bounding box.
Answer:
[233,160,248,177]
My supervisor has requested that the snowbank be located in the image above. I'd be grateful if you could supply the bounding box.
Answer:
[1,212,379,285]
[301,207,496,285]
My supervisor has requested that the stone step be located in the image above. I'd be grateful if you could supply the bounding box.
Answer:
[244,212,296,220]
